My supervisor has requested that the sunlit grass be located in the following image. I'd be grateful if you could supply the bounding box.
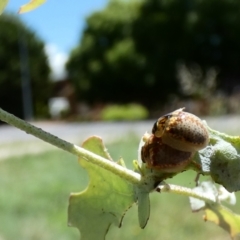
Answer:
[0,136,238,239]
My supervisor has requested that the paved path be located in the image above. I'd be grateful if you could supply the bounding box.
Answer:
[0,120,153,159]
[0,120,154,143]
[0,115,240,159]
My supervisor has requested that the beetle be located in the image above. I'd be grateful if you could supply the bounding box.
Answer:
[152,108,209,152]
[141,134,194,173]
[141,108,209,173]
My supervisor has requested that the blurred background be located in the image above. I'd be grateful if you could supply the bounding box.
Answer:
[1,0,240,239]
[2,0,240,122]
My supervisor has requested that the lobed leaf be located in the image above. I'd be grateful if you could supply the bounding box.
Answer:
[189,181,239,238]
[189,181,236,211]
[68,136,135,240]
[195,127,240,192]
[189,181,217,211]
[0,0,8,15]
[18,0,46,13]
[136,189,150,229]
[204,204,240,239]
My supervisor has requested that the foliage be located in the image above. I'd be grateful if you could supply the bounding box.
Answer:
[2,104,240,239]
[68,136,135,240]
[2,1,240,239]
[100,103,149,121]
[133,0,240,95]
[0,0,46,14]
[0,0,8,14]
[66,125,240,239]
[18,0,46,13]
[189,181,240,239]
[67,0,240,108]
[0,13,51,118]
[0,140,234,240]
[133,0,240,98]
[66,0,145,105]
[196,127,240,192]
[177,63,217,99]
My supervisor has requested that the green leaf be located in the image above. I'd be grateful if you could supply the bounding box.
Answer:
[68,136,135,240]
[204,204,240,239]
[0,0,8,15]
[137,189,150,229]
[189,180,236,211]
[18,0,46,13]
[189,181,217,211]
[189,181,239,238]
[194,127,240,192]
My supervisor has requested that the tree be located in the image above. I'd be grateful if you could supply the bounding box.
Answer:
[132,0,240,95]
[186,0,240,93]
[0,13,51,119]
[67,0,240,109]
[1,2,240,240]
[66,0,148,106]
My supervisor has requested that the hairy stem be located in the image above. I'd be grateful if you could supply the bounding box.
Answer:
[0,108,219,203]
[0,108,141,185]
[157,183,216,203]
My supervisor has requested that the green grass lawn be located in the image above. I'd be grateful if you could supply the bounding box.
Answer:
[0,136,238,240]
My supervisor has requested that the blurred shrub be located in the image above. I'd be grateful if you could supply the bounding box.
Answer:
[100,103,148,121]
[177,63,217,99]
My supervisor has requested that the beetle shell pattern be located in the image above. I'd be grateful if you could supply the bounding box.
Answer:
[152,108,209,152]
[141,135,194,173]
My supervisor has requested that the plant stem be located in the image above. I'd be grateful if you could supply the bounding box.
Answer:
[0,108,219,203]
[0,108,141,185]
[157,183,216,203]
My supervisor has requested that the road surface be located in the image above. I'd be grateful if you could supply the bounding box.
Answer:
[0,115,240,159]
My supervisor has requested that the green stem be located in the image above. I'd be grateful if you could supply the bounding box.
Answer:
[0,108,218,203]
[0,108,141,185]
[157,183,216,203]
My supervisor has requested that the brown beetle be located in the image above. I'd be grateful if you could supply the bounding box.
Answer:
[152,108,209,152]
[141,109,209,173]
[141,134,194,173]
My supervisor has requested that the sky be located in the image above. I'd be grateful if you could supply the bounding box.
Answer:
[5,0,109,79]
